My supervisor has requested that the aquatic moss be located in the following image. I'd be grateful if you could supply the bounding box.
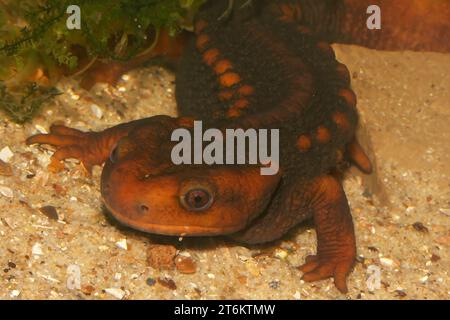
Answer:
[0,0,206,123]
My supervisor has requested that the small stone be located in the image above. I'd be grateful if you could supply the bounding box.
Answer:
[39,206,59,220]
[207,273,215,279]
[394,290,407,298]
[34,124,48,134]
[237,275,247,285]
[146,244,176,270]
[420,275,429,283]
[269,280,280,289]
[32,243,43,256]
[405,206,416,214]
[0,185,13,198]
[175,256,197,274]
[0,146,14,163]
[104,288,126,299]
[114,273,122,281]
[81,285,95,295]
[245,260,260,277]
[439,208,450,217]
[8,262,16,268]
[90,104,103,119]
[237,255,249,262]
[273,248,288,260]
[66,264,81,290]
[10,290,20,297]
[157,277,177,290]
[115,238,128,250]
[430,254,441,262]
[0,160,13,176]
[379,257,396,268]
[293,291,301,300]
[435,234,450,245]
[412,222,429,233]
[146,278,156,286]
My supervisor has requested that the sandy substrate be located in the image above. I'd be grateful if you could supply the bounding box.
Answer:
[0,45,448,300]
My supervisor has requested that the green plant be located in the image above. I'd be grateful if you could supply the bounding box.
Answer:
[0,0,206,123]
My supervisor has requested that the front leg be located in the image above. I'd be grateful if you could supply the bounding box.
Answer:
[26,120,145,173]
[231,174,356,293]
[299,175,356,293]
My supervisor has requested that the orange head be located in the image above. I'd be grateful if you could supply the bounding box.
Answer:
[101,116,281,236]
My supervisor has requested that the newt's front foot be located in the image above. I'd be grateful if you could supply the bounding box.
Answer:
[300,249,355,294]
[300,175,357,293]
[26,124,109,173]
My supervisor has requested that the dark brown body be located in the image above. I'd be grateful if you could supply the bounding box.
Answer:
[26,0,450,293]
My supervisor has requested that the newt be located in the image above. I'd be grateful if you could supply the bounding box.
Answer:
[26,0,450,293]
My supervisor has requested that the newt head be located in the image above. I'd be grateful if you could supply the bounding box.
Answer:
[100,116,281,236]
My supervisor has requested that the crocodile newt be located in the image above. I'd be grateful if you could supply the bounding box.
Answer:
[26,0,450,293]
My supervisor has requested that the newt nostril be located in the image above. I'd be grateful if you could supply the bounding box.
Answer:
[139,204,149,214]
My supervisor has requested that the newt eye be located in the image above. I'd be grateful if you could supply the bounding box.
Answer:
[182,189,213,211]
[109,145,119,163]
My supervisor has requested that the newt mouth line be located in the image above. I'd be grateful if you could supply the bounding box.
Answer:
[101,197,244,236]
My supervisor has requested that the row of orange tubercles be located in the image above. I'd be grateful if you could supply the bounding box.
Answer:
[291,25,356,155]
[195,19,254,118]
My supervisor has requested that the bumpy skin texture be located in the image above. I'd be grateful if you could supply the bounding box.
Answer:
[26,0,449,293]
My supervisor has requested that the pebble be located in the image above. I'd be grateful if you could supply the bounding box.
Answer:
[269,280,280,289]
[10,290,20,298]
[379,257,396,268]
[104,288,126,299]
[66,264,81,290]
[32,242,43,256]
[146,244,176,270]
[175,256,197,274]
[439,208,450,217]
[207,273,215,279]
[405,206,416,214]
[0,185,13,198]
[0,160,13,176]
[34,124,48,134]
[90,104,103,119]
[146,278,156,286]
[39,206,59,220]
[435,234,450,245]
[273,248,288,260]
[157,277,177,290]
[0,146,14,163]
[115,238,128,250]
[81,285,95,295]
[430,254,441,262]
[293,291,301,300]
[412,222,429,233]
